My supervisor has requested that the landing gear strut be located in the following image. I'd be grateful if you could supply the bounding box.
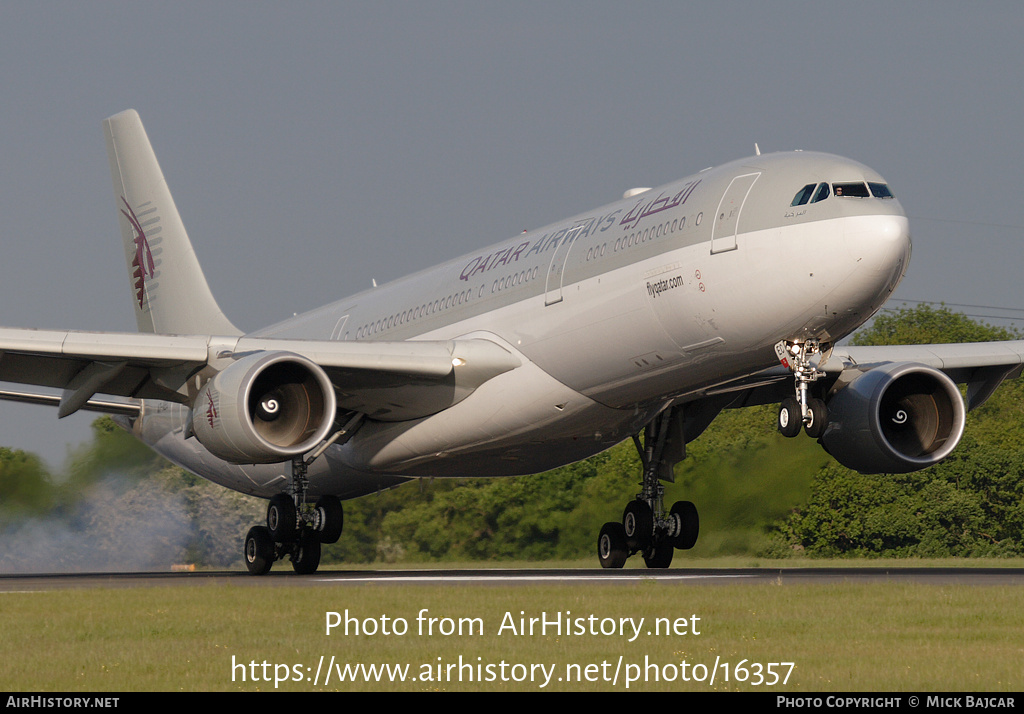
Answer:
[775,339,829,439]
[243,457,344,575]
[597,407,699,569]
[242,415,362,575]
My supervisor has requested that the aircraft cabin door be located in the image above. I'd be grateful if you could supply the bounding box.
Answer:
[710,172,760,254]
[544,222,587,306]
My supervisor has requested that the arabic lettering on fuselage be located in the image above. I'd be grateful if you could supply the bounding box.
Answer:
[619,180,701,230]
[458,211,620,281]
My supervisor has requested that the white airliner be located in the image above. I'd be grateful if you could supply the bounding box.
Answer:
[2,110,1022,573]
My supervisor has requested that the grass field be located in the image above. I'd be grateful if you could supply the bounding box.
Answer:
[2,561,1022,692]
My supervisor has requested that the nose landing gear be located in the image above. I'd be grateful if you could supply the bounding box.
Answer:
[775,339,829,439]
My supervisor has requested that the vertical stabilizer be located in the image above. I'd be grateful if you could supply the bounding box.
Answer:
[104,109,241,336]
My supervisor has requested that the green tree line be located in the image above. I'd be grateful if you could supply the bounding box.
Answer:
[1,304,1021,569]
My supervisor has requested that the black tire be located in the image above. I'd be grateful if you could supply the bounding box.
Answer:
[315,495,344,544]
[803,398,828,439]
[622,499,653,551]
[669,500,699,550]
[778,397,802,438]
[267,493,297,542]
[291,532,321,575]
[643,539,674,568]
[598,522,628,569]
[244,525,275,575]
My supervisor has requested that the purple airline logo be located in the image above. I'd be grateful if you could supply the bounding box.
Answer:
[205,391,219,428]
[119,197,156,309]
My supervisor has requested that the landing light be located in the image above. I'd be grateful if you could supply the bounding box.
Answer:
[452,357,466,367]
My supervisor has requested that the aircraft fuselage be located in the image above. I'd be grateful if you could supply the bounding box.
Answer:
[130,150,911,499]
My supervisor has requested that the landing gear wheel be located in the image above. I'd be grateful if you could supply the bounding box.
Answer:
[622,499,653,551]
[669,500,699,550]
[267,493,297,542]
[315,496,344,544]
[291,532,322,575]
[643,539,674,568]
[244,525,275,575]
[778,397,802,438]
[596,407,699,569]
[803,398,828,439]
[598,522,628,569]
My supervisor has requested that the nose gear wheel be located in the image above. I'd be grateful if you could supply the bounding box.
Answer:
[775,339,830,439]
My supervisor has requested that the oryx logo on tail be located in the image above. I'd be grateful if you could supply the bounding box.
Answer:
[119,197,156,309]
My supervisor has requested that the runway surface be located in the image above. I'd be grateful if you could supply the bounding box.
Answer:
[2,567,1023,590]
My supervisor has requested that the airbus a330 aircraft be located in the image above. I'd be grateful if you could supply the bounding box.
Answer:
[3,110,1023,574]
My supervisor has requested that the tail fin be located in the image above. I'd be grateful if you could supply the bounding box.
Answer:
[103,109,241,336]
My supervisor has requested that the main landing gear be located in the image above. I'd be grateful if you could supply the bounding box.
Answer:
[244,416,363,575]
[598,407,699,569]
[775,339,829,439]
[244,456,345,575]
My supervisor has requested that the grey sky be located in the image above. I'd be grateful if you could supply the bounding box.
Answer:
[2,1,1023,468]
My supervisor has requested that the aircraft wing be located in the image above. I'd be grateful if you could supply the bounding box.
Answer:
[672,339,1024,431]
[708,341,1024,413]
[823,341,1024,411]
[825,341,1024,373]
[0,327,520,420]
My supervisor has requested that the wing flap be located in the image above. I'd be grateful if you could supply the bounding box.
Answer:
[0,388,142,416]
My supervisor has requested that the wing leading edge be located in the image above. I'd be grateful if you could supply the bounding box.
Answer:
[825,341,1024,411]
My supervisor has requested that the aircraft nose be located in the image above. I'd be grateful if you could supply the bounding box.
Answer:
[877,214,910,269]
[847,214,910,262]
[844,213,911,298]
[874,213,909,244]
[881,213,910,252]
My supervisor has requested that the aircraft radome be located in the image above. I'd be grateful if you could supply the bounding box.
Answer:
[3,110,1022,573]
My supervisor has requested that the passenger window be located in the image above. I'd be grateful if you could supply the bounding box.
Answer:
[791,184,816,206]
[868,182,894,198]
[811,182,830,203]
[832,182,870,198]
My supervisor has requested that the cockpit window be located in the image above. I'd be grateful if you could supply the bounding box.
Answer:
[792,180,893,207]
[832,181,870,198]
[791,183,816,206]
[868,182,894,198]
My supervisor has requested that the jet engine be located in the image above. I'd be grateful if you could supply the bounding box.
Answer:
[191,351,336,464]
[820,362,965,474]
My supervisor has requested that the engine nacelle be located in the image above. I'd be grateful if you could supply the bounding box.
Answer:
[820,362,965,474]
[192,351,336,464]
